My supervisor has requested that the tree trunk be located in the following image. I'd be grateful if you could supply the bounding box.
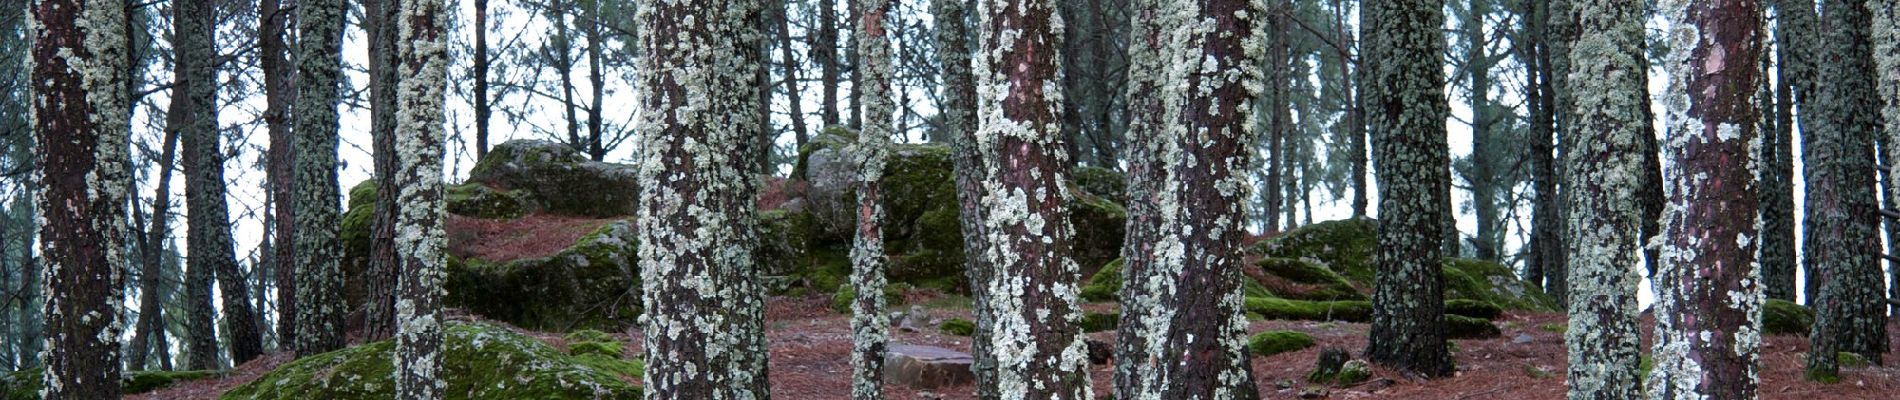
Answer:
[1804,0,1886,380]
[31,0,131,393]
[849,0,893,397]
[1520,0,1559,293]
[176,0,264,366]
[585,0,605,161]
[292,0,349,355]
[816,0,841,127]
[973,0,1090,396]
[936,0,994,396]
[1779,0,1824,303]
[474,0,490,158]
[260,0,298,347]
[1113,0,1262,397]
[1645,0,1765,396]
[1560,0,1650,396]
[846,0,862,130]
[1362,0,1455,378]
[127,130,179,370]
[1466,0,1502,262]
[634,0,772,397]
[363,0,401,343]
[393,0,451,394]
[1114,0,1168,393]
[1760,0,1798,302]
[1544,0,1575,307]
[778,0,809,155]
[1340,0,1367,219]
[1869,0,1900,320]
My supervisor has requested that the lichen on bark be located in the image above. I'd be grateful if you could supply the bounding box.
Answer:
[392,0,451,395]
[1559,0,1651,398]
[849,0,895,398]
[1804,0,1887,380]
[633,0,771,397]
[292,0,349,356]
[1645,0,1765,397]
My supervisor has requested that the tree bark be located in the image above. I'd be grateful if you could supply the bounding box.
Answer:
[1759,0,1800,302]
[260,0,298,347]
[1113,0,1263,397]
[778,0,809,155]
[1779,0,1826,304]
[1521,0,1560,293]
[816,0,841,127]
[127,130,179,370]
[1544,0,1575,307]
[1645,0,1765,396]
[1560,0,1651,396]
[31,0,131,393]
[1804,0,1886,380]
[634,0,772,396]
[936,0,995,396]
[292,0,349,355]
[973,0,1090,396]
[1868,0,1900,320]
[393,0,451,393]
[1466,0,1503,262]
[176,0,264,366]
[362,0,401,343]
[849,0,893,397]
[1362,0,1455,378]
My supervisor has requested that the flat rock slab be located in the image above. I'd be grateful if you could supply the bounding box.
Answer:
[883,344,975,389]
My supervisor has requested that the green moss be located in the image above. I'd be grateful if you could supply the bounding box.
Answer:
[1539,323,1568,333]
[1335,360,1371,385]
[831,282,906,314]
[1443,299,1503,320]
[445,183,535,219]
[1068,186,1128,274]
[1763,299,1814,335]
[1250,219,1555,311]
[1244,297,1373,322]
[1247,331,1317,357]
[1071,166,1127,204]
[1080,312,1119,333]
[1252,219,1379,283]
[564,330,623,358]
[1446,314,1502,339]
[1254,257,1363,301]
[446,220,642,331]
[1080,259,1123,302]
[224,322,643,400]
[940,318,976,336]
[3,368,222,399]
[1442,258,1559,311]
[1307,347,1351,384]
[1838,352,1870,368]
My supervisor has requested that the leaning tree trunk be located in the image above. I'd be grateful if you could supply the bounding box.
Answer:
[1759,0,1803,302]
[1870,0,1900,320]
[1362,0,1454,378]
[392,0,450,394]
[177,0,263,366]
[1645,0,1765,397]
[1561,0,1651,397]
[1804,0,1885,380]
[127,131,179,370]
[31,0,131,394]
[973,0,1090,397]
[1112,0,1263,397]
[849,0,894,397]
[935,0,995,396]
[633,0,771,397]
[292,0,349,356]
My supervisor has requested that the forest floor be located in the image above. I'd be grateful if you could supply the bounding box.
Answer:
[138,291,1900,400]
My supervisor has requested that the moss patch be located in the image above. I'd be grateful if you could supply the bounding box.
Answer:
[830,283,907,314]
[223,322,642,399]
[1254,257,1364,301]
[1249,218,1556,311]
[1244,297,1502,323]
[1446,314,1502,339]
[1079,259,1123,302]
[447,220,641,331]
[1080,312,1119,333]
[940,318,976,336]
[3,368,222,399]
[1443,299,1503,320]
[1247,331,1317,357]
[1763,299,1814,335]
[445,183,536,219]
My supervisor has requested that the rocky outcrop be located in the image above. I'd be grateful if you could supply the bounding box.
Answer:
[447,220,641,331]
[881,345,975,390]
[222,322,643,399]
[1250,218,1558,311]
[466,140,640,218]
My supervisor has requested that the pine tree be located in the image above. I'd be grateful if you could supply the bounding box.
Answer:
[936,0,995,396]
[1760,0,1803,302]
[174,0,264,366]
[816,0,842,127]
[1112,0,1263,397]
[1544,0,1576,307]
[849,0,894,397]
[1779,0,1825,303]
[633,0,772,396]
[31,0,131,394]
[1362,0,1454,378]
[393,0,451,393]
[127,131,179,370]
[1804,0,1885,380]
[1560,0,1650,397]
[260,0,297,347]
[1870,0,1900,320]
[973,0,1090,396]
[292,0,349,355]
[363,0,402,343]
[1645,0,1765,396]
[1521,0,1562,295]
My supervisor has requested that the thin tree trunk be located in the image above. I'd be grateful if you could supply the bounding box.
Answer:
[127,129,179,370]
[936,0,994,396]
[1760,0,1798,302]
[32,0,131,393]
[817,0,841,127]
[363,0,401,343]
[1467,0,1501,262]
[292,0,349,355]
[1560,0,1650,396]
[846,0,862,130]
[1544,0,1575,307]
[1362,0,1455,378]
[1340,0,1366,219]
[779,0,810,157]
[393,0,451,393]
[1779,0,1824,303]
[634,0,772,397]
[849,0,893,397]
[1520,0,1558,292]
[973,0,1089,396]
[177,0,263,365]
[1645,0,1765,396]
[586,0,605,161]
[1868,0,1900,320]
[1804,0,1886,380]
[260,0,298,347]
[474,0,491,159]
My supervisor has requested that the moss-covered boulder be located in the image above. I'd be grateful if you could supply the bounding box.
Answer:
[1443,299,1504,320]
[1253,257,1364,301]
[795,140,1127,293]
[1080,259,1123,302]
[1251,218,1557,311]
[447,221,640,331]
[3,368,222,399]
[1446,314,1503,339]
[1763,299,1814,335]
[1247,331,1317,357]
[940,318,976,336]
[446,183,537,219]
[467,140,641,218]
[224,322,642,399]
[1244,297,1504,323]
[1072,166,1127,205]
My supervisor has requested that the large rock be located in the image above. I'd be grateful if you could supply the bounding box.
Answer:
[793,132,1127,293]
[447,220,641,331]
[882,345,975,389]
[1250,218,1557,310]
[223,322,643,399]
[467,140,640,218]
